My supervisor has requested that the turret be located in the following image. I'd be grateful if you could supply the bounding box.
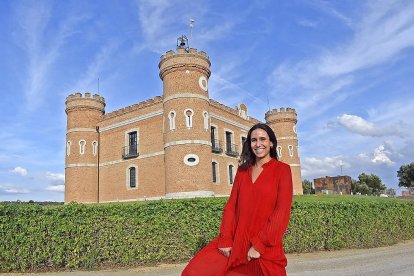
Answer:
[266,107,303,194]
[159,36,213,198]
[65,92,105,203]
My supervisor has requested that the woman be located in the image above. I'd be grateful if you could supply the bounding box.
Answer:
[182,123,293,276]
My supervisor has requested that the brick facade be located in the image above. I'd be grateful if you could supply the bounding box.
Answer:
[314,175,352,195]
[65,44,303,203]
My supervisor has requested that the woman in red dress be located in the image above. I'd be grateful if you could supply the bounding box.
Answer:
[182,123,293,276]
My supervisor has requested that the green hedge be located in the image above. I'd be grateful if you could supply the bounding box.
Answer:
[0,196,413,272]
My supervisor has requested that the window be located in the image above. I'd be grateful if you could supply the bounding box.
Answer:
[183,154,200,166]
[203,111,209,130]
[212,162,218,183]
[225,130,238,157]
[288,145,294,157]
[79,140,86,155]
[168,111,176,130]
[128,166,137,188]
[123,130,139,159]
[66,141,71,156]
[241,136,247,152]
[211,125,221,153]
[184,108,194,128]
[228,164,235,185]
[277,146,282,157]
[92,141,98,156]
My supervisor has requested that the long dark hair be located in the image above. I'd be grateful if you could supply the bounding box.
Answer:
[239,123,278,170]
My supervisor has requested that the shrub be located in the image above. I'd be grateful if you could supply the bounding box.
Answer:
[0,196,413,272]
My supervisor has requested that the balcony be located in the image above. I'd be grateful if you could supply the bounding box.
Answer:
[225,143,239,157]
[122,144,139,159]
[211,139,223,154]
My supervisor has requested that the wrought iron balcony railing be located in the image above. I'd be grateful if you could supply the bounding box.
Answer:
[211,139,223,153]
[122,144,139,159]
[225,143,239,157]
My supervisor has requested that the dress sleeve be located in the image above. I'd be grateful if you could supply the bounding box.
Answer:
[251,165,293,254]
[217,168,242,248]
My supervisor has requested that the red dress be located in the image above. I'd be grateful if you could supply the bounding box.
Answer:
[182,159,293,276]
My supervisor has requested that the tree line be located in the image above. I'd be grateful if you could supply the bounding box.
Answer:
[302,162,414,196]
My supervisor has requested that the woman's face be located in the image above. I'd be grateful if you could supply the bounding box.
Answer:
[250,128,273,161]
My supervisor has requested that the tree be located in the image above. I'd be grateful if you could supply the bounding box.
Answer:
[357,173,386,196]
[302,179,314,195]
[397,162,414,188]
[356,183,371,195]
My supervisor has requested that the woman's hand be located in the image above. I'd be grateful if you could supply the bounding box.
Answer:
[247,246,260,261]
[218,247,232,257]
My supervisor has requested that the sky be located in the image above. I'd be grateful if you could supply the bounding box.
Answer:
[1,0,413,202]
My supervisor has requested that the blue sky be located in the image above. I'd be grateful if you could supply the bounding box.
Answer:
[1,0,413,201]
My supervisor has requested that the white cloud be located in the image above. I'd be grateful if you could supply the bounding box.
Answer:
[337,114,407,137]
[10,166,28,176]
[46,172,65,181]
[371,144,394,165]
[297,18,318,28]
[268,1,414,120]
[301,156,350,178]
[45,185,65,192]
[0,184,30,194]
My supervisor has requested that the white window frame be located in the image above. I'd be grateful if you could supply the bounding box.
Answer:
[79,140,86,155]
[224,128,235,154]
[212,159,220,184]
[184,108,194,128]
[277,146,282,158]
[92,140,98,156]
[126,164,138,189]
[227,163,236,185]
[288,145,294,157]
[203,111,209,130]
[124,128,139,149]
[168,110,176,130]
[66,141,72,156]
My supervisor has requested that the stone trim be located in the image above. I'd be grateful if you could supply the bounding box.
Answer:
[163,93,209,103]
[164,140,211,148]
[278,136,298,140]
[99,109,163,132]
[67,128,96,133]
[289,164,301,167]
[210,113,250,131]
[100,151,165,167]
[66,163,97,168]
[165,191,214,199]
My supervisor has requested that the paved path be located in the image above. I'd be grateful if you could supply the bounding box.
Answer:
[3,240,414,275]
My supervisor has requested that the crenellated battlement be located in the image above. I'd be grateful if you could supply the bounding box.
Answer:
[102,95,163,120]
[65,92,106,114]
[160,48,209,61]
[265,107,297,123]
[159,48,211,80]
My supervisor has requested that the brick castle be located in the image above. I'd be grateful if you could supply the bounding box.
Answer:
[65,38,303,203]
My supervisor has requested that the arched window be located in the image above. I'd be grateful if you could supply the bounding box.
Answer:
[79,140,86,155]
[212,161,218,183]
[228,164,235,185]
[168,111,176,130]
[129,167,136,188]
[92,141,98,156]
[203,111,209,130]
[277,146,282,158]
[184,109,193,128]
[288,145,294,157]
[66,141,71,156]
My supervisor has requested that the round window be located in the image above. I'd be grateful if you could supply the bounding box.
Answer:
[183,154,200,166]
[198,76,208,91]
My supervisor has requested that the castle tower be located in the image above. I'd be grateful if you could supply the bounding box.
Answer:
[265,107,303,194]
[159,36,213,198]
[65,92,105,203]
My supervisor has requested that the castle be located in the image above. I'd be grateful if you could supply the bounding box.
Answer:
[65,38,303,203]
